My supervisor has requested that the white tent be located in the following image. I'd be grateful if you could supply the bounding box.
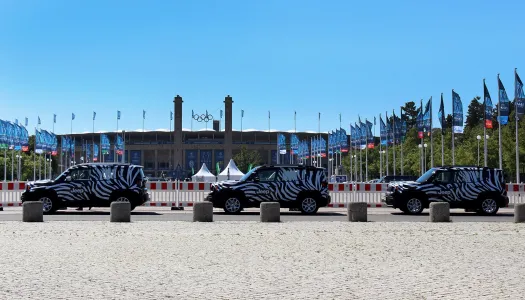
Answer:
[191,163,217,182]
[218,159,245,181]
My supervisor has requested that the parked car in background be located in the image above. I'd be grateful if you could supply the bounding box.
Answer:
[207,165,330,214]
[21,163,149,213]
[384,166,508,215]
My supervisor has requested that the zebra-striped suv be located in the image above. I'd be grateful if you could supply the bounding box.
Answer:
[385,166,508,215]
[21,163,149,213]
[207,165,331,214]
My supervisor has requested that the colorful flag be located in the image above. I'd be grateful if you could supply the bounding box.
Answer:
[438,93,445,134]
[38,117,41,125]
[452,90,464,134]
[498,76,510,125]
[170,111,173,121]
[366,120,374,149]
[484,80,493,129]
[516,70,525,120]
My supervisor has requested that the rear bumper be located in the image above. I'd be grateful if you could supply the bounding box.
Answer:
[501,195,509,207]
[139,191,150,205]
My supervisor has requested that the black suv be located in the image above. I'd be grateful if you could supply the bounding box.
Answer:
[385,166,508,215]
[21,163,149,213]
[206,165,330,214]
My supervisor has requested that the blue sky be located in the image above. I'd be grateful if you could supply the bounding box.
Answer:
[1,0,524,134]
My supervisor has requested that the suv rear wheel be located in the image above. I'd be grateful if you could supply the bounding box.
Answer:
[478,198,499,215]
[403,197,424,215]
[299,196,319,214]
[223,196,242,214]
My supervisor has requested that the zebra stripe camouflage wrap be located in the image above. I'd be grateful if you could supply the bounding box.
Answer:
[388,167,505,202]
[26,164,144,202]
[211,166,328,203]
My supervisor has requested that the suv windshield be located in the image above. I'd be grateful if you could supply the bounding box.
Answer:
[416,169,435,183]
[239,167,259,182]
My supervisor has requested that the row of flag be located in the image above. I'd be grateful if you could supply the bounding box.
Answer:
[35,129,58,155]
[0,120,30,151]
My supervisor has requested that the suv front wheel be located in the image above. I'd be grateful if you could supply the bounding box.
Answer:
[223,196,243,214]
[299,196,319,214]
[38,195,57,214]
[403,197,424,215]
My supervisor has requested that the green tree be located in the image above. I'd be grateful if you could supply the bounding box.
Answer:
[233,146,262,173]
[465,96,483,129]
[401,101,418,130]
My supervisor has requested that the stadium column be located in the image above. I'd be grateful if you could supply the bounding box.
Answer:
[173,95,184,171]
[224,95,233,163]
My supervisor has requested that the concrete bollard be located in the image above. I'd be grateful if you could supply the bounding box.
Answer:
[347,202,367,222]
[429,202,450,222]
[22,201,44,222]
[193,202,213,222]
[260,202,280,222]
[110,202,131,222]
[514,203,525,223]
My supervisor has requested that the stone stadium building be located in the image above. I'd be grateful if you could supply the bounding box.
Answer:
[63,95,332,178]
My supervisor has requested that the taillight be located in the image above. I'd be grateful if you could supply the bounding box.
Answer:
[136,179,142,186]
[321,181,328,188]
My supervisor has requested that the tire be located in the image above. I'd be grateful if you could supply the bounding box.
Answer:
[112,194,136,211]
[478,198,499,215]
[223,196,243,214]
[299,196,319,215]
[38,195,57,214]
[403,197,424,215]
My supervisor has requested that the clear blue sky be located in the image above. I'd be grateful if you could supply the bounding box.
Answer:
[1,0,524,135]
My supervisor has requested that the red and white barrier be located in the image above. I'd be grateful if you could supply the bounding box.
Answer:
[1,181,525,209]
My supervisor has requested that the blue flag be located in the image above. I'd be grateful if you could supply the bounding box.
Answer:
[498,77,510,125]
[452,90,464,133]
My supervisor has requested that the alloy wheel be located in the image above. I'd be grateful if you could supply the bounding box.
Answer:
[225,197,241,213]
[301,197,317,213]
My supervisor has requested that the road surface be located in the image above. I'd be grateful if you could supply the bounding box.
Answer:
[0,206,516,222]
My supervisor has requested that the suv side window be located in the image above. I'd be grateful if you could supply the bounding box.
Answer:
[257,169,277,182]
[433,171,452,184]
[279,169,299,182]
[70,168,91,181]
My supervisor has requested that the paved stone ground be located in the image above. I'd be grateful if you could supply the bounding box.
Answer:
[0,222,524,299]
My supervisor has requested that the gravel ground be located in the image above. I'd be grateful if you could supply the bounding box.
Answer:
[0,222,524,300]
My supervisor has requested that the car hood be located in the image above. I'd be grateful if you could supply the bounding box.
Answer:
[27,180,54,188]
[388,181,420,191]
[212,180,241,190]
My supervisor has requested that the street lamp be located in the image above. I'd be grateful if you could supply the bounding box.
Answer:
[15,155,22,181]
[424,144,428,173]
[477,135,481,166]
[418,144,423,175]
[379,150,386,177]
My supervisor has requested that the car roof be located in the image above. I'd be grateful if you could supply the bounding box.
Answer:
[433,166,502,171]
[72,163,144,168]
[258,164,324,170]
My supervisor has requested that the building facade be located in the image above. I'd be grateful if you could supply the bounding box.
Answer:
[63,95,333,178]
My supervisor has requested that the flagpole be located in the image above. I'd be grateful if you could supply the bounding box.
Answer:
[515,68,520,183]
[385,112,389,176]
[92,113,95,162]
[452,90,456,166]
[497,74,502,170]
[400,107,404,175]
[430,97,434,168]
[116,113,119,163]
[483,83,487,167]
[392,111,396,176]
[365,120,368,181]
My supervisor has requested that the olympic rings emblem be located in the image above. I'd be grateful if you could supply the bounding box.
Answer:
[192,110,214,122]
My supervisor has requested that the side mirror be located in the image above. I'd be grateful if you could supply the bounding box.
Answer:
[65,176,72,182]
